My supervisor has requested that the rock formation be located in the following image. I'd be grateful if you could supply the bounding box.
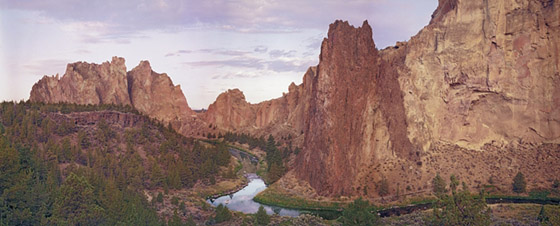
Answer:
[293,0,560,198]
[30,57,194,123]
[127,60,194,122]
[203,67,316,140]
[30,56,130,106]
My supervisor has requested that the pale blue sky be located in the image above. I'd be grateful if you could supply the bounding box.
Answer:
[0,0,437,109]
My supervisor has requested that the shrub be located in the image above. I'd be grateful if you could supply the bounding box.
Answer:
[340,197,379,226]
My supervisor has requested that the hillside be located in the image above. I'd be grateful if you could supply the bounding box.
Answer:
[0,101,232,225]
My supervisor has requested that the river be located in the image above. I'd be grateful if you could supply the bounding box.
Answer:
[207,173,301,216]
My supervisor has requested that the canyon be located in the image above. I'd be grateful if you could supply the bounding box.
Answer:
[29,0,560,200]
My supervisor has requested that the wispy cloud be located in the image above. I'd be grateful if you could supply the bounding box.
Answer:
[185,56,313,73]
[269,50,297,58]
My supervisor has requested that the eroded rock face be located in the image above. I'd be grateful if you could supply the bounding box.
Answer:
[202,68,316,141]
[30,56,130,106]
[294,0,560,198]
[30,57,194,123]
[401,0,560,151]
[127,61,194,122]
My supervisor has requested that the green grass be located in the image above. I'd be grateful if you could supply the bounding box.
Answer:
[253,186,344,212]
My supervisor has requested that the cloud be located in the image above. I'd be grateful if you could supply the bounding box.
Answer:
[185,56,313,73]
[184,57,265,70]
[0,0,437,46]
[269,50,296,58]
[254,46,268,53]
[166,48,250,57]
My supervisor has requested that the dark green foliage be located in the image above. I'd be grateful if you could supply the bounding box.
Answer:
[157,192,164,203]
[377,178,389,197]
[340,197,379,226]
[0,101,238,225]
[512,172,526,193]
[52,173,104,225]
[214,204,232,223]
[432,173,447,196]
[255,205,270,226]
[553,179,559,189]
[429,175,491,226]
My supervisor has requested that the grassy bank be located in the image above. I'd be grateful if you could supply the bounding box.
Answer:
[253,185,344,212]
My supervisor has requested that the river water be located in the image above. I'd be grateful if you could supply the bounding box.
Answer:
[207,173,301,216]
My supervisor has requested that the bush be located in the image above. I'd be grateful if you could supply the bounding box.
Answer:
[512,172,526,193]
[255,206,270,226]
[340,197,379,226]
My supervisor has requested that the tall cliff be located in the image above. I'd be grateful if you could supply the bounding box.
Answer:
[30,57,194,123]
[293,0,560,198]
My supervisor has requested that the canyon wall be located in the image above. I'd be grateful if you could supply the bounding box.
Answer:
[294,0,560,197]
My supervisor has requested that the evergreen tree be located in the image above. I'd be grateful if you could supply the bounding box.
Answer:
[214,204,232,223]
[52,173,104,225]
[432,173,447,196]
[255,205,270,226]
[512,172,526,193]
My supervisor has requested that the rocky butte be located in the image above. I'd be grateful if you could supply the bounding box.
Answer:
[30,56,194,123]
[29,0,560,199]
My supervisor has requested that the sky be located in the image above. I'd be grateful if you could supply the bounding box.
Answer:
[0,0,437,109]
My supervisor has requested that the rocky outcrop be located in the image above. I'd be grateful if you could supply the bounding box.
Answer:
[202,67,316,140]
[30,56,130,106]
[30,57,194,123]
[127,61,194,122]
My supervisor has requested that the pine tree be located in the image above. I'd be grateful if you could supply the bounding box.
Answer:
[255,206,270,226]
[512,172,526,193]
[214,204,232,223]
[432,173,447,196]
[52,173,104,225]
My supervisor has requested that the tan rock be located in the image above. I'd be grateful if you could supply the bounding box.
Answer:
[127,60,194,122]
[30,56,130,105]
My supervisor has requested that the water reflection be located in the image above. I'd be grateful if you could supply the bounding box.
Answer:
[208,173,300,217]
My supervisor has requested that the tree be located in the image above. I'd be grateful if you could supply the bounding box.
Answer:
[255,205,270,226]
[432,173,447,196]
[156,192,164,203]
[429,176,491,226]
[377,178,389,197]
[340,197,379,226]
[512,172,526,193]
[52,173,104,225]
[214,204,232,223]
[168,210,185,226]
